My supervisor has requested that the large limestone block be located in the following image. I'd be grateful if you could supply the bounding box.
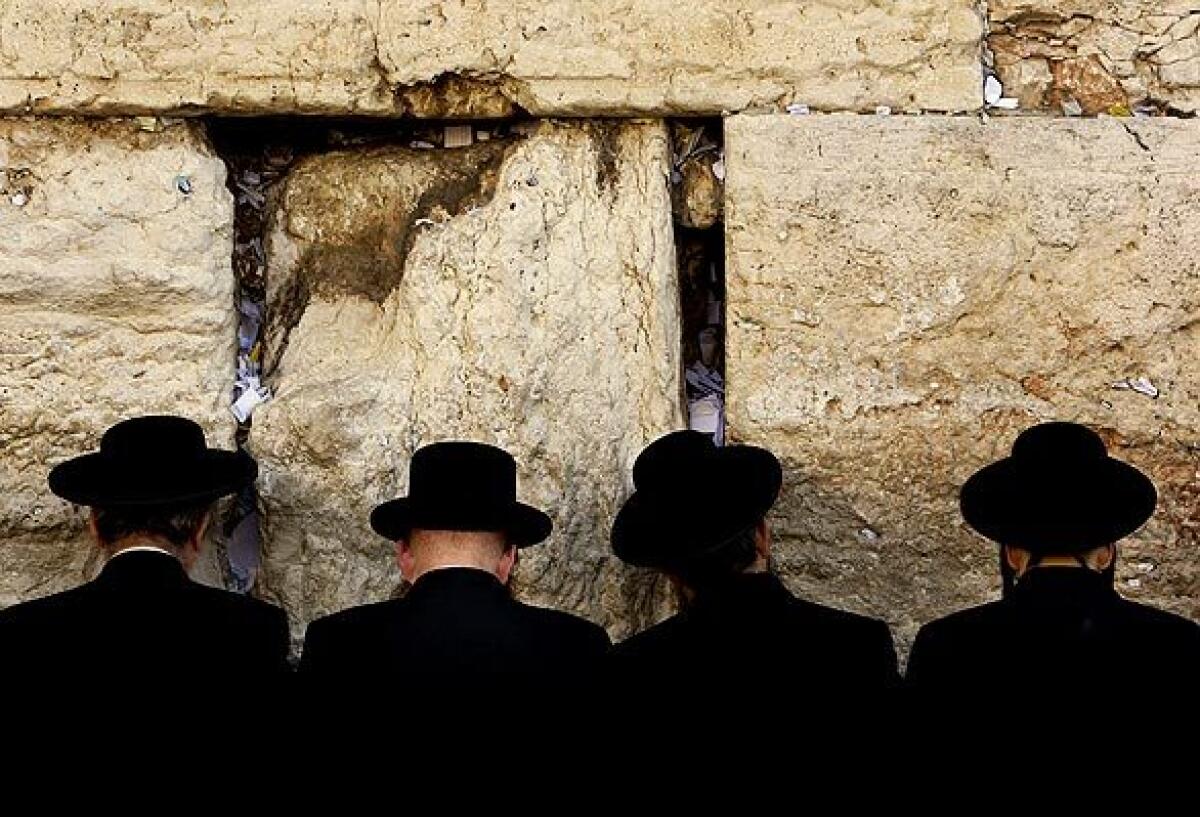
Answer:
[251,121,682,644]
[0,0,389,115]
[0,1,984,115]
[0,118,236,606]
[725,114,1200,654]
[378,1,984,115]
[990,1,1200,113]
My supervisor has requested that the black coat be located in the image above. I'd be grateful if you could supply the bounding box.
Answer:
[0,550,291,685]
[906,567,1200,694]
[609,573,900,696]
[298,567,611,693]
[0,548,290,748]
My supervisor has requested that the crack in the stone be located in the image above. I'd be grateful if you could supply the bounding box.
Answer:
[1122,122,1153,154]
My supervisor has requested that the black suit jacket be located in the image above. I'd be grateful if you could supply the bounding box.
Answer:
[0,550,290,684]
[906,567,1200,694]
[298,567,611,694]
[609,572,900,696]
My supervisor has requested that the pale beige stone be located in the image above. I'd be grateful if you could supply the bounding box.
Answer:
[725,114,1200,654]
[0,117,237,605]
[0,1,984,115]
[378,1,984,114]
[250,121,683,645]
[0,1,390,115]
[991,1,1200,112]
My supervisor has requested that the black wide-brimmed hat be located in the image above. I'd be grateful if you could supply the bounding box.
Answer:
[611,430,782,570]
[370,441,552,547]
[961,421,1156,554]
[49,415,257,508]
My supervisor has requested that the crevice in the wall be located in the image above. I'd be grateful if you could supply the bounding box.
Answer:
[203,114,532,593]
[669,118,726,446]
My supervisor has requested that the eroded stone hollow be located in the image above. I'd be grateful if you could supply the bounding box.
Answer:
[229,119,686,645]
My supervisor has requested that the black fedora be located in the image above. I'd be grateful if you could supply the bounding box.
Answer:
[370,441,552,547]
[49,415,257,508]
[961,421,1156,554]
[611,430,782,570]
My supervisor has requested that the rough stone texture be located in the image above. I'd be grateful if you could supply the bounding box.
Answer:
[725,114,1200,657]
[0,1,391,115]
[990,2,1200,113]
[0,117,237,605]
[251,120,683,646]
[0,1,984,116]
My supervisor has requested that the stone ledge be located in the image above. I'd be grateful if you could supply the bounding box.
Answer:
[0,1,984,116]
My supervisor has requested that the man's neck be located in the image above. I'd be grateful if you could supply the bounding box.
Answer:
[409,563,499,583]
[106,538,179,562]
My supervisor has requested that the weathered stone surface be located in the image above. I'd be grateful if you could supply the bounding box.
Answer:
[0,118,237,605]
[0,1,984,116]
[251,120,683,645]
[0,1,390,115]
[725,114,1200,656]
[990,2,1200,113]
[378,1,984,115]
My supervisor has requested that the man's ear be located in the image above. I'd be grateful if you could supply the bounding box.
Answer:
[1003,545,1027,575]
[396,538,414,579]
[1092,544,1116,571]
[753,518,772,561]
[189,512,211,551]
[87,509,102,544]
[496,543,518,585]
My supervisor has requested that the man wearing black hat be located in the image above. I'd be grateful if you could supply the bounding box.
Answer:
[0,415,290,688]
[298,441,610,694]
[906,421,1200,694]
[608,431,899,702]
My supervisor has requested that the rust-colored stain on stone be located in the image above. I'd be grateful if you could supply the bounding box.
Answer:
[265,138,517,374]
[990,2,1200,114]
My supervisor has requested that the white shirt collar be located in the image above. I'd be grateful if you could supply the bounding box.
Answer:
[107,545,177,562]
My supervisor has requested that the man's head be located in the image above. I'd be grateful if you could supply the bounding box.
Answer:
[669,517,772,598]
[1002,542,1116,580]
[611,431,783,584]
[88,501,212,571]
[961,422,1155,591]
[395,528,517,585]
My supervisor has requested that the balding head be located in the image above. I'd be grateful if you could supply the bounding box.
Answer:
[395,528,516,584]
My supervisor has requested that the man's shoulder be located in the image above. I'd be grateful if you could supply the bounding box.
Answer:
[513,601,611,648]
[789,595,893,639]
[920,599,1007,632]
[185,581,286,623]
[0,584,93,629]
[305,599,402,636]
[610,613,686,657]
[1116,597,1200,640]
[913,600,1008,649]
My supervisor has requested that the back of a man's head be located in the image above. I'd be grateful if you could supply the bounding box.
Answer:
[671,520,762,594]
[400,528,515,583]
[91,501,211,553]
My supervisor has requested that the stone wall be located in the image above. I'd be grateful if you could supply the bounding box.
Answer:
[725,114,1200,650]
[0,117,236,603]
[250,120,682,644]
[1,2,1198,664]
[0,1,984,116]
[990,1,1200,114]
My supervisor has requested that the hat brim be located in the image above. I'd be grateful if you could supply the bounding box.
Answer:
[961,456,1156,553]
[611,445,782,569]
[370,498,552,548]
[48,449,257,508]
